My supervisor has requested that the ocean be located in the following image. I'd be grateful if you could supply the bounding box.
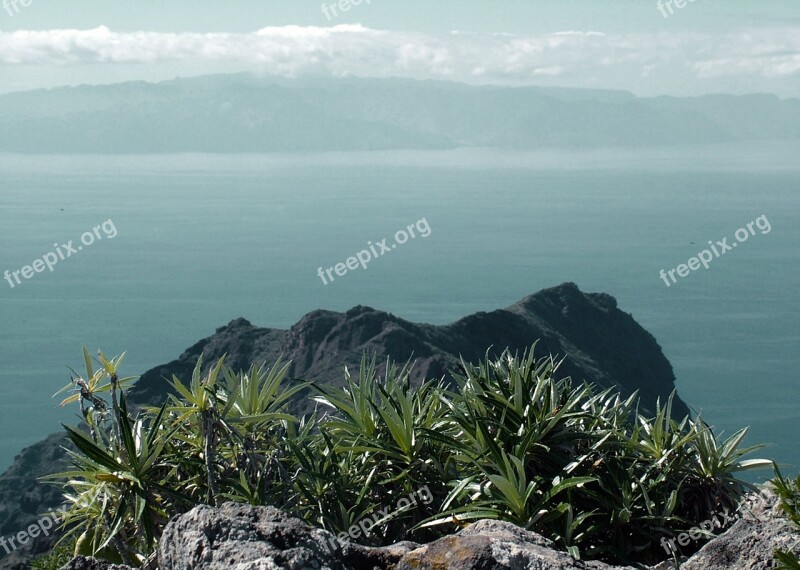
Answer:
[1,144,798,479]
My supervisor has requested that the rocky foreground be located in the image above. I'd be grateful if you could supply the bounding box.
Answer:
[60,490,795,570]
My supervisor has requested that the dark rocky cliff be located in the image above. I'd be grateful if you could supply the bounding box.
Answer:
[129,282,686,418]
[0,283,687,569]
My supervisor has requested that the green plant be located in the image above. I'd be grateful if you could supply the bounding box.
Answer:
[30,538,77,570]
[46,345,771,567]
[47,350,304,566]
[309,356,453,543]
[420,348,770,564]
[423,348,597,556]
[772,465,800,568]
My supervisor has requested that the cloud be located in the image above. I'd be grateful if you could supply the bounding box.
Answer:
[690,29,800,79]
[0,25,798,90]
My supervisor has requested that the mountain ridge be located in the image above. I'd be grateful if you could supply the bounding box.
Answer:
[128,282,685,418]
[1,74,798,153]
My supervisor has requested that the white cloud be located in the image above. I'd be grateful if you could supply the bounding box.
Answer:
[690,29,800,80]
[0,25,798,94]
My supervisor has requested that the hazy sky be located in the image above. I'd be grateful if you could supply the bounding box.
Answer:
[1,0,799,96]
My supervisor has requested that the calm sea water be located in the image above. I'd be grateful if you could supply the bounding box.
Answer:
[1,145,798,480]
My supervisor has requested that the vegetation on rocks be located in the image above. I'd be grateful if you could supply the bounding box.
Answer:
[772,467,800,568]
[42,345,775,568]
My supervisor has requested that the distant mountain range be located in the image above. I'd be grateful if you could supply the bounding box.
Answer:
[0,283,687,568]
[0,74,798,153]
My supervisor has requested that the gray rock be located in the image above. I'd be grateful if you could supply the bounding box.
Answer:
[59,489,800,570]
[395,519,637,570]
[680,490,798,570]
[157,502,413,570]
[58,556,134,570]
[157,505,641,570]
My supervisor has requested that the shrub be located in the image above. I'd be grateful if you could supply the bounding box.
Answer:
[772,466,800,568]
[45,345,771,566]
[30,538,76,570]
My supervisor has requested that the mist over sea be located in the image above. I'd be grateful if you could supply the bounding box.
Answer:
[1,145,798,478]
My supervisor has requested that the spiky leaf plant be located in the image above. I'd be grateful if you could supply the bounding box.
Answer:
[45,345,771,567]
[772,465,800,568]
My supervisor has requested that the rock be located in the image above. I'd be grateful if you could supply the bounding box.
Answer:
[0,433,76,570]
[158,503,341,570]
[128,283,689,419]
[58,556,133,570]
[395,519,637,570]
[681,490,797,570]
[157,503,413,570]
[157,504,639,570]
[56,491,799,570]
[339,541,420,570]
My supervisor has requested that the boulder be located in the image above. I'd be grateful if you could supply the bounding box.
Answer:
[155,503,636,570]
[58,490,799,570]
[396,519,636,570]
[680,490,797,570]
[156,503,415,570]
[58,557,134,570]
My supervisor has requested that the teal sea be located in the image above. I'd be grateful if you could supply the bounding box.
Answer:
[1,145,798,478]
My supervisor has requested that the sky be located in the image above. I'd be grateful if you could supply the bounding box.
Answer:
[0,0,799,97]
